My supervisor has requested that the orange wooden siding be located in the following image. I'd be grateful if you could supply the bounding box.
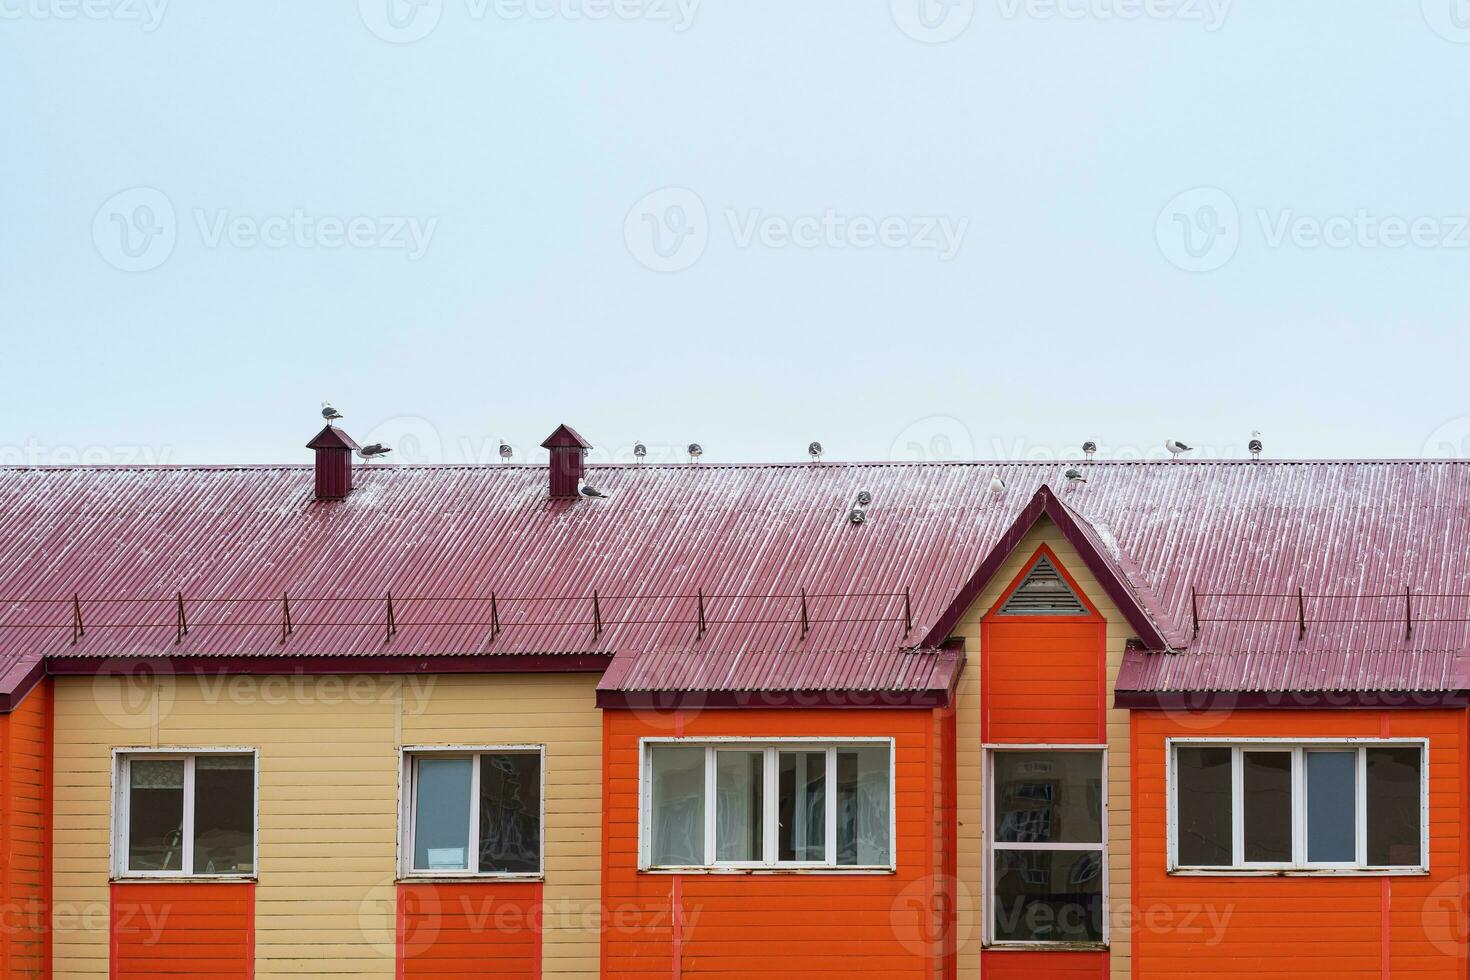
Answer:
[0,680,51,979]
[601,708,945,979]
[109,881,254,977]
[1132,709,1466,978]
[981,949,1107,978]
[398,882,541,977]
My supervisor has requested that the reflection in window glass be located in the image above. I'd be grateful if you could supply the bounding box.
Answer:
[992,849,1104,943]
[1175,747,1231,866]
[128,759,184,872]
[993,752,1102,844]
[778,751,826,861]
[192,756,254,875]
[479,754,540,874]
[414,758,472,871]
[1367,747,1422,866]
[837,746,890,866]
[1306,751,1356,863]
[715,751,763,862]
[650,747,705,866]
[1242,752,1292,863]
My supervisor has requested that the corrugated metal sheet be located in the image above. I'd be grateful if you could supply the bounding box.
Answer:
[0,459,1466,694]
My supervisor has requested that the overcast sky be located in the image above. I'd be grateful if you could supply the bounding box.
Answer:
[3,0,1468,467]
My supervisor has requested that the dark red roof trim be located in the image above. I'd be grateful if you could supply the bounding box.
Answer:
[920,484,1172,651]
[597,688,954,710]
[0,657,45,712]
[1115,689,1470,710]
[43,652,612,681]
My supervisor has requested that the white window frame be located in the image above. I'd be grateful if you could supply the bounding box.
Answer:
[398,745,546,881]
[638,737,897,873]
[982,744,1109,949]
[110,747,259,881]
[1166,738,1429,876]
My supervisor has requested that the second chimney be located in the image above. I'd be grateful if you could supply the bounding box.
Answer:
[307,424,361,500]
[541,424,592,499]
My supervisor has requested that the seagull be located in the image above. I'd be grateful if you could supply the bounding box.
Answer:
[633,441,647,462]
[321,401,343,424]
[358,443,392,461]
[808,441,823,462]
[855,489,872,506]
[498,441,512,463]
[578,479,607,499]
[1082,441,1097,460]
[688,442,703,464]
[1249,431,1263,459]
[1165,439,1192,459]
[988,475,1006,497]
[1065,467,1087,487]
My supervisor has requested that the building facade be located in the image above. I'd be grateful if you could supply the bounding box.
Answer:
[0,427,1466,978]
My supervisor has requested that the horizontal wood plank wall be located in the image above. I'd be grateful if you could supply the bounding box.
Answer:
[948,520,1134,980]
[53,672,602,978]
[397,882,540,977]
[110,882,253,977]
[1,680,52,979]
[1133,708,1465,977]
[602,708,939,979]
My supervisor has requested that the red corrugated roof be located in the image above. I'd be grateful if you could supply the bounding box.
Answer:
[0,458,1466,701]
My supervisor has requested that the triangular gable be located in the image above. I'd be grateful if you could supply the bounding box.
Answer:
[920,484,1181,652]
[995,550,1093,617]
[306,425,360,451]
[540,424,592,450]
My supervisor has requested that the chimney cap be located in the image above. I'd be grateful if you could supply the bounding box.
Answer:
[540,424,592,451]
[307,425,361,452]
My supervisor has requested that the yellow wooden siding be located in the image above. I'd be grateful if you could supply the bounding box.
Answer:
[52,672,602,979]
[949,518,1134,980]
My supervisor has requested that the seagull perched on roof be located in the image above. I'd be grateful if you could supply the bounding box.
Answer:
[358,443,392,460]
[321,401,343,424]
[688,442,703,464]
[633,441,647,462]
[1082,441,1097,460]
[808,441,823,462]
[1065,467,1087,487]
[498,441,512,462]
[1165,438,1192,458]
[988,475,1006,497]
[1249,431,1263,459]
[578,478,607,499]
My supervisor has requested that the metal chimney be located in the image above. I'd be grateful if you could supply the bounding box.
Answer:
[307,425,360,500]
[540,424,592,499]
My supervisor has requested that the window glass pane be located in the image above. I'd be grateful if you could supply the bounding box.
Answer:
[994,752,1102,844]
[1243,751,1292,863]
[192,756,254,874]
[715,751,763,862]
[413,758,472,871]
[778,751,826,861]
[650,746,705,866]
[992,849,1103,943]
[479,754,540,874]
[1175,747,1232,866]
[1367,747,1422,866]
[837,746,890,866]
[1306,751,1356,863]
[128,759,184,872]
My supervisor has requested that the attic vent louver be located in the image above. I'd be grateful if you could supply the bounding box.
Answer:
[999,555,1088,616]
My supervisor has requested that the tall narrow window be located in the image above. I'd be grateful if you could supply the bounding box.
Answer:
[403,748,543,877]
[988,750,1105,945]
[115,752,256,878]
[643,741,893,870]
[1170,742,1426,872]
